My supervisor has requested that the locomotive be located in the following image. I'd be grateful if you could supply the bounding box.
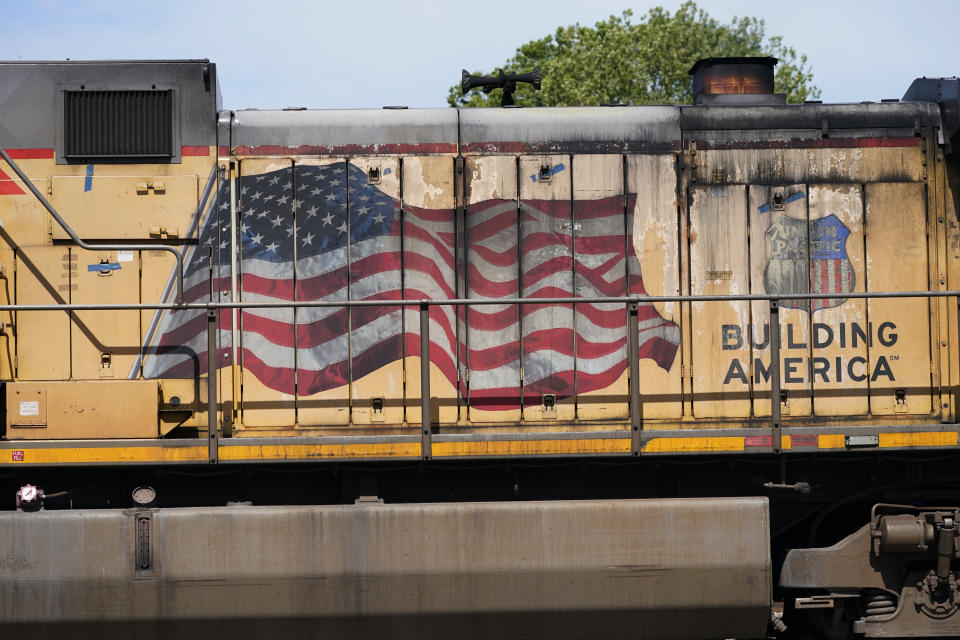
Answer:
[1,56,959,639]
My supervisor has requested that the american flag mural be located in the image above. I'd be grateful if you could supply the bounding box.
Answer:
[143,161,680,412]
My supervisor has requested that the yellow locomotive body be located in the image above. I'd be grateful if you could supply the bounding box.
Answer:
[2,57,960,640]
[0,60,955,462]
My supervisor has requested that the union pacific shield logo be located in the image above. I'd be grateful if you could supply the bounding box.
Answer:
[764,213,853,312]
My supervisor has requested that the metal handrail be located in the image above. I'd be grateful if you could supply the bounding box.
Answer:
[0,148,218,305]
[3,285,957,461]
[1,288,958,312]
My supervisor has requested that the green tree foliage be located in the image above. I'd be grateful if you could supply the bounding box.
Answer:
[448,2,819,107]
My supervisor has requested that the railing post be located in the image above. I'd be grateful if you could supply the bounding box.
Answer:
[207,308,219,464]
[628,301,642,455]
[769,300,782,454]
[420,302,432,460]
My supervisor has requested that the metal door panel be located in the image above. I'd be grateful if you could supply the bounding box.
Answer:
[689,185,751,418]
[519,154,574,422]
[865,182,933,415]
[71,248,140,380]
[464,156,521,423]
[402,156,459,425]
[348,157,404,426]
[15,246,71,380]
[572,154,627,420]
[748,184,812,418]
[808,184,868,416]
[50,175,198,240]
[238,159,296,427]
[294,158,350,426]
[626,154,683,421]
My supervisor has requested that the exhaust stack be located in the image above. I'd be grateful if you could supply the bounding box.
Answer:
[689,57,785,105]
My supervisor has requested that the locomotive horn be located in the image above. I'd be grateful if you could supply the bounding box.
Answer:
[461,67,541,106]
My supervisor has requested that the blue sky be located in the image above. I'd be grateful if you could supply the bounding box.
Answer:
[2,0,957,109]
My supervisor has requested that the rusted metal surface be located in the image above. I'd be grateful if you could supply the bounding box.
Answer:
[231,108,458,156]
[0,497,771,640]
[689,57,780,105]
[459,107,682,154]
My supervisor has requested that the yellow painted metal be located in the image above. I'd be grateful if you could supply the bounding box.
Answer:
[464,156,521,423]
[817,433,846,449]
[348,157,404,426]
[70,248,140,380]
[228,160,240,430]
[865,182,933,415]
[695,146,923,185]
[139,249,179,380]
[0,135,954,458]
[237,158,296,428]
[519,154,575,423]
[8,386,46,427]
[14,246,71,380]
[944,154,960,421]
[626,154,683,419]
[809,184,868,416]
[158,378,205,432]
[643,436,745,453]
[573,154,628,420]
[0,175,53,245]
[49,174,198,240]
[0,248,15,381]
[749,184,812,417]
[2,443,207,465]
[219,441,420,461]
[688,185,751,417]
[432,437,631,458]
[5,380,158,439]
[294,158,350,427]
[402,156,459,425]
[878,431,959,448]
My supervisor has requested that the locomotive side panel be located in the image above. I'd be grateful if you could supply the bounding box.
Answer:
[864,182,932,415]
[807,184,868,416]
[401,156,459,426]
[518,154,576,423]
[684,139,938,425]
[294,157,352,427]
[237,157,297,428]
[463,156,522,423]
[689,184,752,418]
[625,154,683,421]
[0,61,218,440]
[572,154,629,420]
[748,184,812,417]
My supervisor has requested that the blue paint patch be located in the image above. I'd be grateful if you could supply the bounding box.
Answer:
[758,190,805,213]
[529,163,566,182]
[383,167,391,175]
[84,164,94,191]
[88,263,121,272]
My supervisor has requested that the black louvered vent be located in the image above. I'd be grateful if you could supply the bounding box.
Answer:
[64,90,174,160]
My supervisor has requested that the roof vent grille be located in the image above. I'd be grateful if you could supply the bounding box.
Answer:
[64,90,174,160]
